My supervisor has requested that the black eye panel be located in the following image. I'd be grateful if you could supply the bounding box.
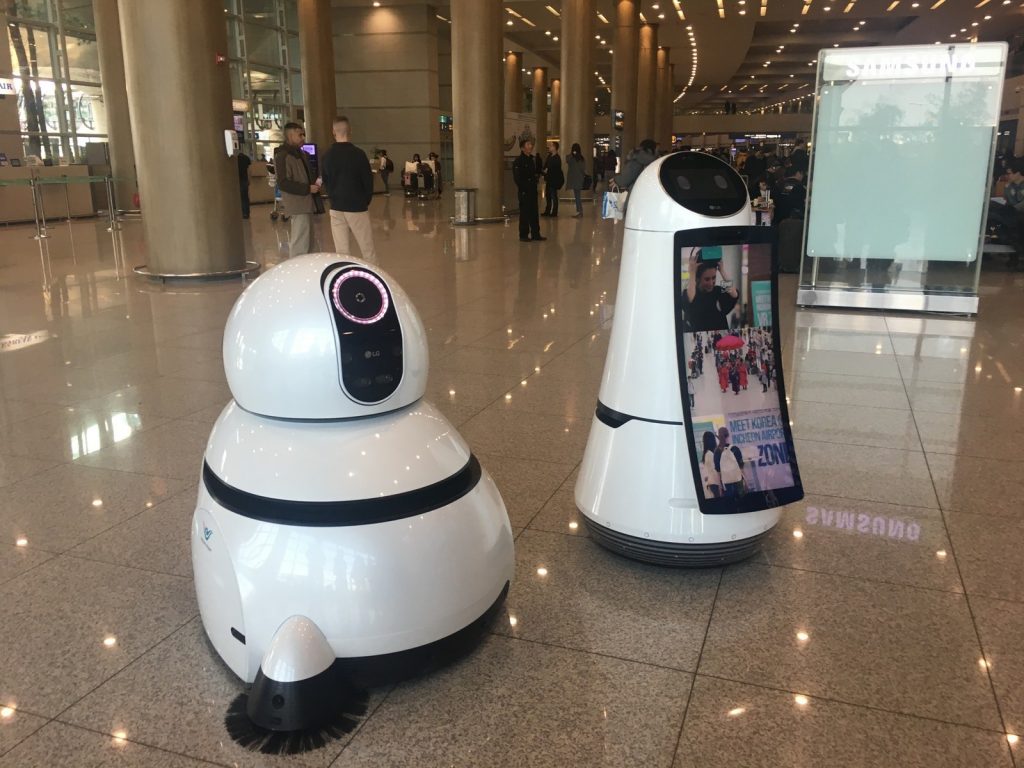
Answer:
[322,264,403,404]
[658,152,748,217]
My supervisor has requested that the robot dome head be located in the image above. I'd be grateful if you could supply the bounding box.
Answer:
[625,151,751,232]
[223,253,427,420]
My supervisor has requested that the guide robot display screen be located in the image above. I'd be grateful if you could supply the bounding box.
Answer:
[673,226,803,515]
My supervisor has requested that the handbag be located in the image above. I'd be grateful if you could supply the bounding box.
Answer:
[601,190,628,221]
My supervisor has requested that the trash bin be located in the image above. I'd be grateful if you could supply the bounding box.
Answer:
[454,187,476,225]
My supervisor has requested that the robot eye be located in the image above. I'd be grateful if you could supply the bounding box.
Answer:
[676,176,692,191]
[713,174,728,190]
[331,270,389,325]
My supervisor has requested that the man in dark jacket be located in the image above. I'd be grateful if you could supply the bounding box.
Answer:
[274,122,320,257]
[788,139,809,175]
[542,141,563,217]
[772,169,807,225]
[321,116,376,262]
[236,150,251,219]
[513,138,545,242]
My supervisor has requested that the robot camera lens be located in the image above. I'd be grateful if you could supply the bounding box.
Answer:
[331,269,389,325]
[676,175,692,191]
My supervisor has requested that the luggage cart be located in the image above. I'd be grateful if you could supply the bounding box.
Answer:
[268,170,290,222]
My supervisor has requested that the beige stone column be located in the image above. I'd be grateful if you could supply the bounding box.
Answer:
[636,23,657,143]
[550,78,561,136]
[532,67,548,147]
[118,0,244,275]
[612,0,639,156]
[93,0,136,210]
[504,51,523,113]
[560,0,593,193]
[665,63,676,150]
[451,0,503,219]
[298,0,337,149]
[654,47,670,152]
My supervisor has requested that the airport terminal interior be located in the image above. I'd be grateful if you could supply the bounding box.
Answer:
[2,1,1024,766]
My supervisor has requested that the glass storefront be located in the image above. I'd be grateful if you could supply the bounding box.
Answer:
[3,0,102,161]
[1,0,300,162]
[224,0,303,162]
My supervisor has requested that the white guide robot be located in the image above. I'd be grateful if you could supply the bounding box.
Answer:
[192,254,514,744]
[576,152,794,566]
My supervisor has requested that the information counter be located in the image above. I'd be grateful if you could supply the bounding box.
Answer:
[0,165,97,224]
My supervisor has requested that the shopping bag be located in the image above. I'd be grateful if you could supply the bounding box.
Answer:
[601,190,628,221]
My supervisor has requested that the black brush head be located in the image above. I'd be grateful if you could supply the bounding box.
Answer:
[224,687,368,755]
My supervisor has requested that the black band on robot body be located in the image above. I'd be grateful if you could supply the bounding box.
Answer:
[202,455,482,527]
[595,400,683,429]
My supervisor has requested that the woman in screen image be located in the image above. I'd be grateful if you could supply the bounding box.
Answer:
[701,431,721,498]
[682,249,739,332]
[715,427,746,498]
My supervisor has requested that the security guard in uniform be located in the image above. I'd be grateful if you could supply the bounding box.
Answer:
[513,138,545,242]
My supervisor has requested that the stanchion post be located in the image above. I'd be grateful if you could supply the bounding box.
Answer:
[63,175,76,259]
[105,175,124,278]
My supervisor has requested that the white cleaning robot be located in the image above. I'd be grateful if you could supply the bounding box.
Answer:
[192,254,514,752]
[576,152,803,566]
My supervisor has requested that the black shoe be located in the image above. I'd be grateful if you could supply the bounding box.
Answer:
[520,237,531,242]
[533,235,547,241]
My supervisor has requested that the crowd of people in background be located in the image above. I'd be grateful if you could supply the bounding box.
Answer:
[257,116,820,259]
[689,328,777,397]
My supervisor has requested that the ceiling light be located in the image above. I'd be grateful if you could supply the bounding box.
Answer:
[931,0,945,7]
[545,4,560,16]
[597,11,609,22]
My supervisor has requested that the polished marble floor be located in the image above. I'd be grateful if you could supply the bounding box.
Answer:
[0,195,1022,767]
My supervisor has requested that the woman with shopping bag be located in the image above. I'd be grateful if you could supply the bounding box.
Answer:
[603,138,657,220]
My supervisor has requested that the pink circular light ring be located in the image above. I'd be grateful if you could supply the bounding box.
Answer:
[331,269,390,325]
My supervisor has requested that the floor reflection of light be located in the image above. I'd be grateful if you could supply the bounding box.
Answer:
[15,538,28,547]
[794,694,809,707]
[727,707,746,717]
[0,706,13,719]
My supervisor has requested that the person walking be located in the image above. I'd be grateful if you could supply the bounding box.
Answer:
[236,150,251,219]
[378,149,393,196]
[273,122,321,257]
[513,138,544,242]
[566,142,586,218]
[542,142,563,217]
[321,117,376,262]
[611,139,657,191]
